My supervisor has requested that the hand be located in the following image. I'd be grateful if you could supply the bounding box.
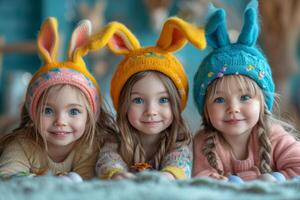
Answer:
[111,172,136,180]
[160,172,176,180]
[209,173,228,181]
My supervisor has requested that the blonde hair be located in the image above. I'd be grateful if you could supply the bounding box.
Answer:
[117,71,192,169]
[201,75,297,175]
[0,84,116,174]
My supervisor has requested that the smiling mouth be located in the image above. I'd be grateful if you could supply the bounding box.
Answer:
[141,121,161,125]
[223,119,244,125]
[50,131,72,135]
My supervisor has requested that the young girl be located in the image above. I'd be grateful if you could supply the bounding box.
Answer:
[84,17,206,179]
[0,17,116,180]
[192,0,300,183]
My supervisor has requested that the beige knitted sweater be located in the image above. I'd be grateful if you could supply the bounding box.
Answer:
[0,138,98,179]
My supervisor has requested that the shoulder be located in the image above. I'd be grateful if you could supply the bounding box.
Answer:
[1,137,39,159]
[193,129,208,151]
[269,123,297,144]
[269,124,290,139]
[6,137,36,150]
[193,129,214,145]
[194,129,206,141]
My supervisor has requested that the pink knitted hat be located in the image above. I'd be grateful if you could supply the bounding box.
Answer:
[26,17,100,120]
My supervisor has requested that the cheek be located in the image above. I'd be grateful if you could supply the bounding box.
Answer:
[127,106,140,125]
[207,105,223,123]
[75,119,87,130]
[163,107,173,123]
[40,116,51,129]
[73,116,88,129]
[37,117,51,137]
[245,102,261,121]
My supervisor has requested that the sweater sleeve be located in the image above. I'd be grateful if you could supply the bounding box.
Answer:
[0,139,32,177]
[271,124,300,179]
[192,131,222,177]
[96,142,128,179]
[160,144,192,179]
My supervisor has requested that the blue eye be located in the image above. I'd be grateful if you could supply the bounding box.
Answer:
[132,97,144,104]
[69,108,81,116]
[44,107,53,115]
[159,97,169,104]
[214,97,225,104]
[240,95,251,102]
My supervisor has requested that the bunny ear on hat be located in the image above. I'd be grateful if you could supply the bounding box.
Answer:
[68,19,92,65]
[156,16,206,52]
[37,17,59,64]
[81,21,141,56]
[205,3,230,48]
[237,0,259,46]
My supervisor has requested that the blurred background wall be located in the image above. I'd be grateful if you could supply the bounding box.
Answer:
[0,0,299,134]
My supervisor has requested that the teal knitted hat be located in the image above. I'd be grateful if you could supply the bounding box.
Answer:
[193,0,274,115]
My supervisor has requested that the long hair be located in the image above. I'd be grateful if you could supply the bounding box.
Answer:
[117,71,192,169]
[96,97,119,146]
[201,75,297,175]
[0,84,107,174]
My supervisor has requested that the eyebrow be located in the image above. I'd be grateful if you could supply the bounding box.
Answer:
[68,104,84,107]
[130,91,168,95]
[45,103,84,108]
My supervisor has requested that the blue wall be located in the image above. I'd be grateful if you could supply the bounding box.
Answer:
[0,0,41,113]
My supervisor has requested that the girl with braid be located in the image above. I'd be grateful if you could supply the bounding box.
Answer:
[193,0,300,183]
[88,17,206,180]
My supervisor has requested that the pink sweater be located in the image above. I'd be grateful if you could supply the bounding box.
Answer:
[193,124,300,180]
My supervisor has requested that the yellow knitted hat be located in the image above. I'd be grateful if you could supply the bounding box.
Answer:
[82,17,206,110]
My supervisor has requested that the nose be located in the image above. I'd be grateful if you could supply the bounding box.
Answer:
[54,113,67,127]
[144,102,158,117]
[226,100,240,114]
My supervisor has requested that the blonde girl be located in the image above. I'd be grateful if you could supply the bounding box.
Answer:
[192,0,300,183]
[86,17,206,179]
[0,17,116,180]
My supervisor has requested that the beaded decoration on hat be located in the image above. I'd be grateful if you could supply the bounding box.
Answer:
[193,0,275,115]
[26,17,100,120]
[82,17,206,110]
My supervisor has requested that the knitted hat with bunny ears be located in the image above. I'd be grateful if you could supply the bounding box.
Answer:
[193,0,275,115]
[25,17,100,120]
[82,17,206,110]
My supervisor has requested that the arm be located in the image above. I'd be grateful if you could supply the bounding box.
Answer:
[160,144,192,179]
[271,124,300,179]
[96,142,129,179]
[0,140,32,177]
[192,131,226,179]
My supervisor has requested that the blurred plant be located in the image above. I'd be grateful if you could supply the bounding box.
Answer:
[143,0,172,32]
[78,0,106,32]
[77,0,109,78]
[177,0,241,42]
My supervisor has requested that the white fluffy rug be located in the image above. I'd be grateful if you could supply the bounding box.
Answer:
[1,172,300,200]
